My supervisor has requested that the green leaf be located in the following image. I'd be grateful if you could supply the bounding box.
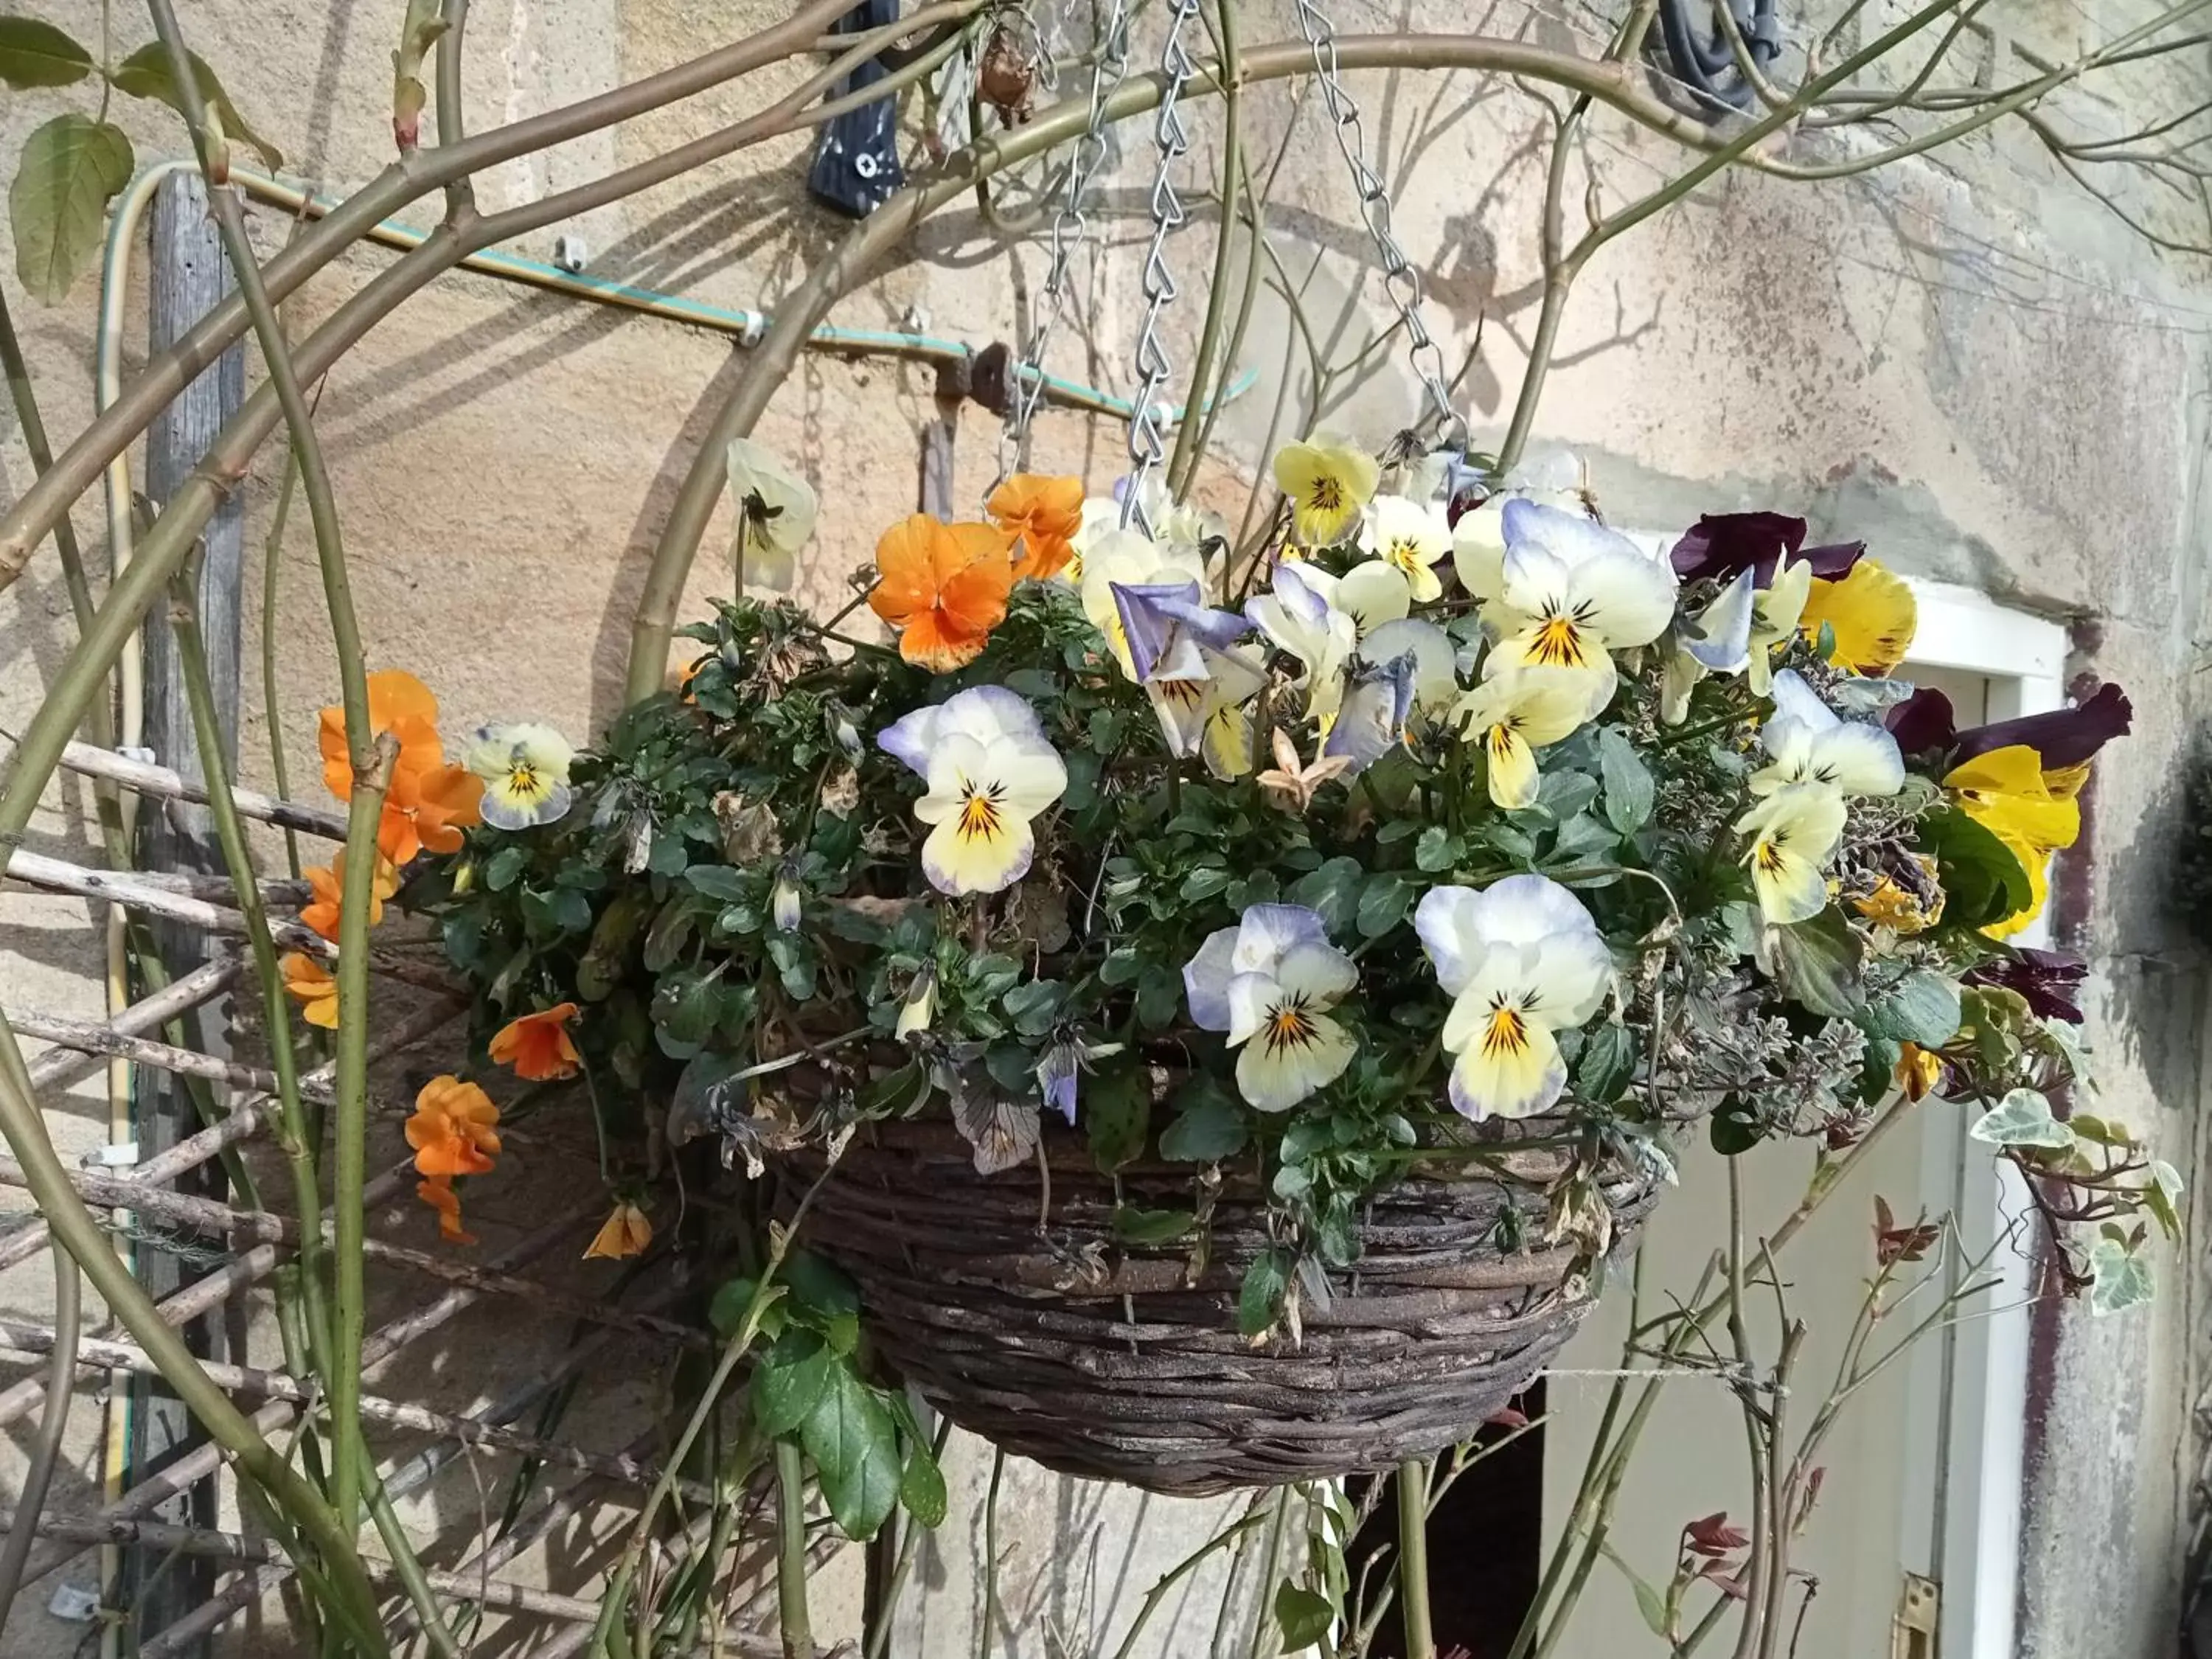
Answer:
[779,1249,861,1353]
[1968,1088,2074,1150]
[1287,856,1364,937]
[1274,1582,1336,1652]
[1550,811,1621,860]
[1111,1206,1196,1245]
[484,844,528,891]
[1596,727,1655,836]
[1633,1578,1670,1639]
[1860,969,1961,1049]
[2088,1237,2154,1315]
[1159,1074,1250,1162]
[10,114,133,304]
[1414,825,1462,873]
[1354,872,1413,939]
[1238,1250,1290,1337]
[1574,1023,1635,1105]
[0,19,93,88]
[799,1368,902,1540]
[1135,964,1183,1031]
[111,42,284,169]
[707,1275,785,1343]
[900,1436,948,1528]
[1709,1098,1765,1156]
[2146,1158,2186,1242]
[752,1329,837,1438]
[684,863,749,901]
[1763,908,1864,1019]
[650,966,726,1057]
[1916,807,2031,931]
[1085,1066,1150,1174]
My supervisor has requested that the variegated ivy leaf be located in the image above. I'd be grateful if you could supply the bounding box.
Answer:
[2088,1237,2154,1316]
[1967,1088,2075,1150]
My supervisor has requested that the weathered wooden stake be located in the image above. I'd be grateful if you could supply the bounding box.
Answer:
[127,170,246,1652]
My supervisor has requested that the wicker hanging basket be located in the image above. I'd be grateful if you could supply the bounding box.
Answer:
[782,1120,1665,1496]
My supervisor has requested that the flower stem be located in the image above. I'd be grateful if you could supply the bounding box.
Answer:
[1397,1458,1435,1658]
[1166,0,1243,496]
[775,1439,814,1658]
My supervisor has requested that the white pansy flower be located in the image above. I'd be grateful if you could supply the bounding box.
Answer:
[1751,669,1905,798]
[1183,904,1359,1112]
[465,723,574,830]
[878,688,1068,897]
[726,438,818,593]
[1736,783,1848,924]
[1416,874,1613,1121]
[1482,501,1678,719]
[1359,495,1453,602]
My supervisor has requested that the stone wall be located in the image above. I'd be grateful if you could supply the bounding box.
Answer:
[1,1,2208,1654]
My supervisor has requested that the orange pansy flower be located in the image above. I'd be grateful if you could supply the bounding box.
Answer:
[280,952,340,1029]
[299,852,398,942]
[401,765,484,860]
[866,515,1015,671]
[406,1075,502,1178]
[987,474,1084,582]
[582,1200,653,1261]
[319,669,484,863]
[417,1176,476,1245]
[490,1002,582,1082]
[321,669,445,799]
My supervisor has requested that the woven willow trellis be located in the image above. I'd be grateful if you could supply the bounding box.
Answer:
[0,741,820,1655]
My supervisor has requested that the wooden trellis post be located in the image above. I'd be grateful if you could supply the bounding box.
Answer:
[125,170,247,1652]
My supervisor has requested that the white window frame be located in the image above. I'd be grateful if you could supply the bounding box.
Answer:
[1892,578,2067,1659]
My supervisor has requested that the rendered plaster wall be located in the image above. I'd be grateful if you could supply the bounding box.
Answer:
[0,0,2208,1655]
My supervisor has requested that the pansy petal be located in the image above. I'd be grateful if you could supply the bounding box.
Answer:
[1445,1002,1565,1121]
[1234,903,1333,973]
[922,810,1035,895]
[1274,939,1359,1009]
[1183,927,1242,1032]
[1363,619,1458,713]
[1684,569,1756,672]
[1520,928,1613,1029]
[1483,722,1540,809]
[1951,681,2132,771]
[1338,560,1412,636]
[1470,872,1605,952]
[1767,669,1838,731]
[1235,1009,1357,1112]
[1563,546,1677,650]
[1413,885,1486,998]
[1812,722,1905,796]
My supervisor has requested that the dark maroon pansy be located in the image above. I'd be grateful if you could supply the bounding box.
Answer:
[1885,686,1958,758]
[1962,947,2087,1023]
[1668,511,1865,587]
[1950,682,2132,770]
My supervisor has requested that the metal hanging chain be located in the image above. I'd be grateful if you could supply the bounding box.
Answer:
[1119,0,1206,536]
[1292,0,1470,453]
[992,0,1133,492]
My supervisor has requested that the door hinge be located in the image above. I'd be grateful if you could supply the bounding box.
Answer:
[1891,1571,1941,1659]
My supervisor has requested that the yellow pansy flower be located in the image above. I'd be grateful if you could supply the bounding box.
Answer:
[1273,434,1380,546]
[1801,557,1916,675]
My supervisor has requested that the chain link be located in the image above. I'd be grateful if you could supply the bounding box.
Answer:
[1118,0,1206,536]
[991,0,1134,493]
[1291,0,1470,453]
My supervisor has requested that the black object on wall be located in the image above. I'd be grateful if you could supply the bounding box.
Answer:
[810,1,906,218]
[1654,0,1784,119]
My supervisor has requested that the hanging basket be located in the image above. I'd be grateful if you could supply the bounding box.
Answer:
[779,1120,1664,1496]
